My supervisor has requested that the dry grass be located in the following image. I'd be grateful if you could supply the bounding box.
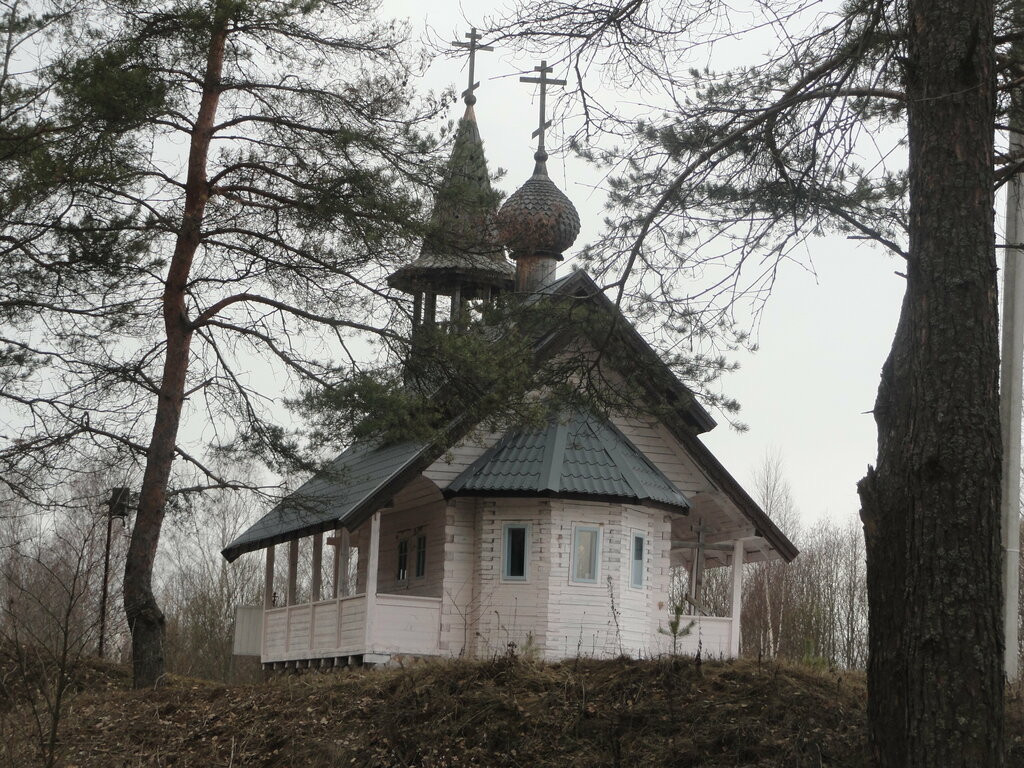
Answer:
[2,650,1023,767]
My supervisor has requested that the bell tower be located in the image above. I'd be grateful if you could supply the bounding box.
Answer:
[387,29,513,341]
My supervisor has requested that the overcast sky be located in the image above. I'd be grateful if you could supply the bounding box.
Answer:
[377,0,914,532]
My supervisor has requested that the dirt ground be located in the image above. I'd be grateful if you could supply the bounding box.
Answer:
[3,651,1023,767]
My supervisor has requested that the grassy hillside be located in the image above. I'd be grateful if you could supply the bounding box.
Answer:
[3,651,1023,767]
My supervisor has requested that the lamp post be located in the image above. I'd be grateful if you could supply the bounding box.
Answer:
[99,487,131,659]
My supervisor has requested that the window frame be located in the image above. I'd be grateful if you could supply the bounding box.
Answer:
[396,538,409,581]
[571,524,602,584]
[414,534,427,579]
[502,522,530,582]
[630,531,646,589]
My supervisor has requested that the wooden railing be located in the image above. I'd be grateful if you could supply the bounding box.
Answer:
[261,593,441,663]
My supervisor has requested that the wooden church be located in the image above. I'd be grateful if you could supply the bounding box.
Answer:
[225,37,797,669]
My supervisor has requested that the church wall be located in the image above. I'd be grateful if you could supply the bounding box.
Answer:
[544,499,619,659]
[421,431,499,487]
[538,501,677,660]
[612,414,753,549]
[347,478,446,600]
[616,505,674,657]
[645,509,677,656]
[439,497,478,655]
[376,501,446,599]
[611,414,713,498]
[471,497,552,658]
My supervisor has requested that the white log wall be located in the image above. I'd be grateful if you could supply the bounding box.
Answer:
[472,498,552,657]
[440,497,478,655]
[248,407,756,665]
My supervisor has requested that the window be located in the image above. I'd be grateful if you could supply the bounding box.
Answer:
[415,535,427,578]
[502,523,529,580]
[630,532,646,589]
[396,539,408,581]
[572,525,601,583]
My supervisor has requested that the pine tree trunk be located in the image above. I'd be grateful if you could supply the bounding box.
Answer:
[123,8,228,689]
[857,0,1003,763]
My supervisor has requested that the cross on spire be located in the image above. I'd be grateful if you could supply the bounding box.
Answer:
[520,60,566,155]
[452,28,493,106]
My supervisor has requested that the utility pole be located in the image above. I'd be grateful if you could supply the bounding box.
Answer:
[1001,20,1024,682]
[99,487,131,659]
[1001,119,1024,683]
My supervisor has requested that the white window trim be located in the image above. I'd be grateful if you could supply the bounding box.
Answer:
[502,522,530,582]
[630,531,646,589]
[571,524,602,584]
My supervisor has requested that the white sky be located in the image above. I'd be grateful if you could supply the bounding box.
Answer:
[379,1,909,530]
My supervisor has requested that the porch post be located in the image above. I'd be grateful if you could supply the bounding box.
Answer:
[311,532,323,602]
[287,539,299,605]
[326,528,349,598]
[688,522,706,613]
[730,539,744,657]
[339,528,351,597]
[264,544,276,609]
[364,511,381,650]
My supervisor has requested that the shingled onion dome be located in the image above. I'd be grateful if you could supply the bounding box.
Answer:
[496,149,581,293]
[387,101,514,329]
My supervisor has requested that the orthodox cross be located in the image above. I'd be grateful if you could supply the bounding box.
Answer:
[520,60,566,155]
[452,27,493,105]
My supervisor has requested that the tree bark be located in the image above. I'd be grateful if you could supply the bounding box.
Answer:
[123,6,228,689]
[858,0,1003,764]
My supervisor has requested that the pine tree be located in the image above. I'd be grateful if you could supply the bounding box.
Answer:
[489,0,1007,763]
[1,0,446,687]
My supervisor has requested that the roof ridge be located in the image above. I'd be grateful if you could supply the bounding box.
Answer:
[588,416,653,502]
[540,416,568,492]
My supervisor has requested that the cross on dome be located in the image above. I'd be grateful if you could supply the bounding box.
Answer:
[519,60,566,157]
[452,28,494,106]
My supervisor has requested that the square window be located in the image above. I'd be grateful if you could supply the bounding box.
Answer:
[415,535,426,578]
[572,525,601,583]
[631,533,645,589]
[396,538,408,581]
[502,523,529,580]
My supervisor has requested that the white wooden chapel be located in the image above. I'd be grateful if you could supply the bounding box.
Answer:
[225,34,797,670]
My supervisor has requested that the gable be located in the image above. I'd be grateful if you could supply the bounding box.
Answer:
[611,412,797,563]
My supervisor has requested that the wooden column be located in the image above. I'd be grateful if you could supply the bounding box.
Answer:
[264,545,276,609]
[730,539,744,657]
[364,512,381,650]
[688,522,706,613]
[450,285,461,323]
[327,528,350,598]
[287,539,299,605]
[311,532,323,602]
[340,528,351,596]
[413,293,422,328]
[424,292,437,325]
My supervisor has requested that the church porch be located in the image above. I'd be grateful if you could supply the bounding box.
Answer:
[241,508,445,668]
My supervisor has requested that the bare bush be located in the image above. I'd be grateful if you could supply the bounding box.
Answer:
[0,493,120,768]
[158,481,263,684]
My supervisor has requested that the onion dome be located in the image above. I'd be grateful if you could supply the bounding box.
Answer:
[496,149,581,259]
[387,104,513,299]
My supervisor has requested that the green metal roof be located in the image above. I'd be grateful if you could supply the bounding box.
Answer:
[221,440,427,562]
[444,410,691,513]
[219,272,803,563]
